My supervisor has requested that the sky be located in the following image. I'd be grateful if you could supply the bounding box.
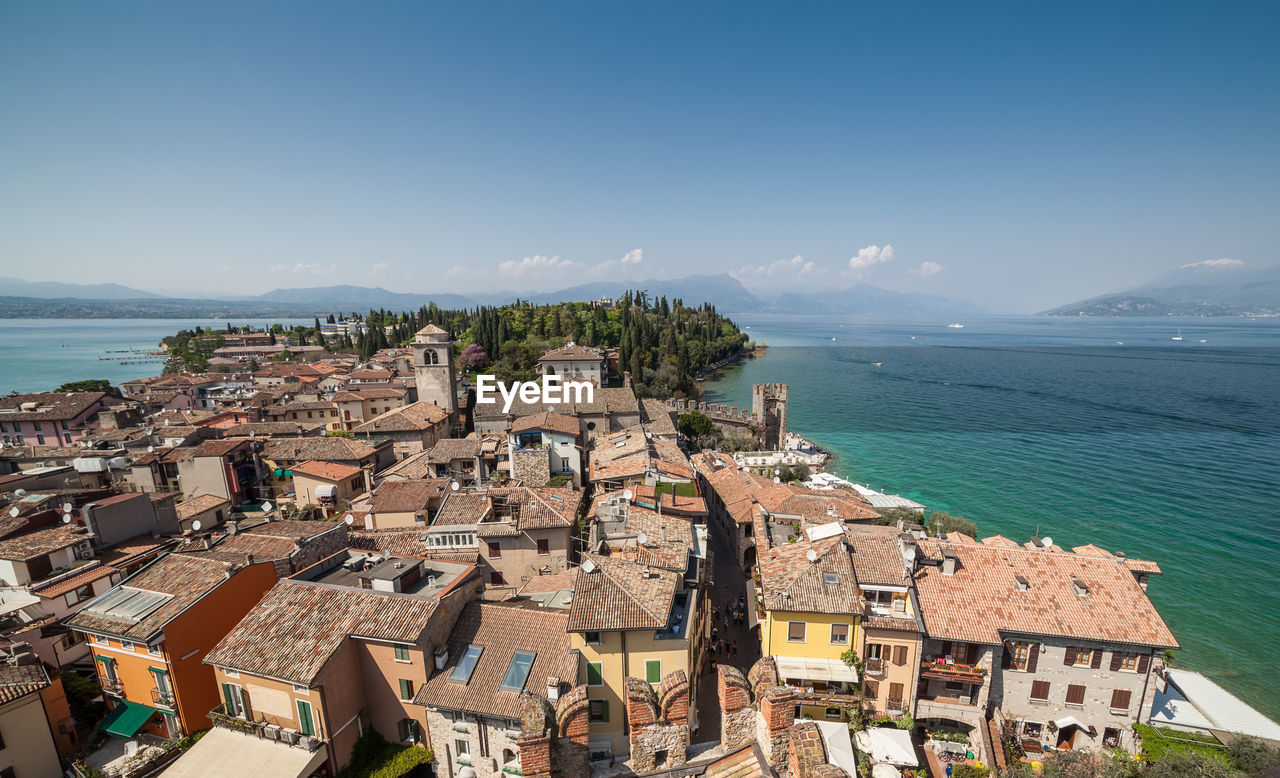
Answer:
[1,1,1277,312]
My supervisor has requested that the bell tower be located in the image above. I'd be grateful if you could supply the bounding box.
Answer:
[412,324,458,413]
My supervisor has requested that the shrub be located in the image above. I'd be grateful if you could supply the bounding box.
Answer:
[927,511,978,538]
[678,411,716,439]
[952,765,989,778]
[337,730,434,778]
[1228,736,1280,776]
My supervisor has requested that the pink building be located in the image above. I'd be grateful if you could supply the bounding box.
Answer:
[0,392,118,448]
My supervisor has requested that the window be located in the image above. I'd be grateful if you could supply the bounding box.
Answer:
[589,699,609,722]
[297,700,315,736]
[394,644,411,662]
[1024,722,1043,738]
[1114,652,1140,671]
[829,623,849,645]
[293,684,309,694]
[490,571,505,585]
[66,583,94,606]
[787,621,806,642]
[449,645,484,684]
[65,434,72,444]
[587,662,604,686]
[892,645,908,666]
[223,669,239,678]
[560,457,571,472]
[865,643,883,660]
[222,683,247,718]
[824,707,842,721]
[1066,683,1086,706]
[148,644,162,657]
[645,659,662,684]
[863,680,879,698]
[1067,647,1094,667]
[1030,680,1051,701]
[1110,689,1132,711]
[487,541,501,559]
[120,641,135,652]
[1011,641,1031,671]
[500,651,537,692]
[91,634,108,646]
[398,718,421,743]
[1104,727,1121,748]
[888,682,904,706]
[823,572,839,585]
[455,739,470,756]
[399,679,414,700]
[584,632,601,646]
[537,538,550,556]
[61,420,69,430]
[36,434,45,445]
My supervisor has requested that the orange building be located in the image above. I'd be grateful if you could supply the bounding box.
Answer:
[67,553,277,741]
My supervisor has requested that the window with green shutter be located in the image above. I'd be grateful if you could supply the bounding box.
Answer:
[297,699,315,736]
[394,644,411,662]
[645,659,661,684]
[587,662,603,686]
[399,679,413,700]
[589,699,608,722]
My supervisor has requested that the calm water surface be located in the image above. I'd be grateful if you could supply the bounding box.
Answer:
[704,314,1280,720]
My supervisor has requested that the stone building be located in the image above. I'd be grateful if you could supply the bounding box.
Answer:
[751,383,788,451]
[623,671,691,773]
[411,325,459,415]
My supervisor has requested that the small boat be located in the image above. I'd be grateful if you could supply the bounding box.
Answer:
[1172,329,1183,341]
[947,323,965,329]
[1199,339,1207,343]
[872,362,882,367]
[1116,341,1124,345]
[831,337,837,341]
[910,336,916,340]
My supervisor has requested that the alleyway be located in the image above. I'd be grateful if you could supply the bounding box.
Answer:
[693,513,761,743]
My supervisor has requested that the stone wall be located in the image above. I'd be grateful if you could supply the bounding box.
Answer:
[625,673,691,774]
[511,450,551,486]
[717,665,756,752]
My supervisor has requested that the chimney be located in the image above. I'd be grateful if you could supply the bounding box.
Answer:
[941,548,958,576]
[1015,574,1029,591]
[245,553,255,566]
[434,645,449,671]
[546,676,561,702]
[660,525,667,543]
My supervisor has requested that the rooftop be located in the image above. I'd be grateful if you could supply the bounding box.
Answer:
[291,460,364,482]
[566,553,679,633]
[759,535,858,615]
[0,392,108,422]
[369,480,449,514]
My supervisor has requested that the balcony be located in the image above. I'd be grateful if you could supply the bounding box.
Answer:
[865,657,886,677]
[208,704,324,753]
[99,676,124,697]
[151,688,176,709]
[920,659,986,683]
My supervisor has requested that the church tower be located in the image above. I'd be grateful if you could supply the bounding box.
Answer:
[412,324,458,413]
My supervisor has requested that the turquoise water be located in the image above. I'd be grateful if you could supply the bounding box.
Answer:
[0,318,312,394]
[703,314,1280,721]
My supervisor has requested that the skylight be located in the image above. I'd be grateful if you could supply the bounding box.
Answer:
[823,572,839,585]
[448,645,484,684]
[499,650,537,692]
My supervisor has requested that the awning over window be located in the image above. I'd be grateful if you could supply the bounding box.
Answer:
[1054,715,1089,731]
[774,656,858,683]
[314,484,337,498]
[98,699,156,738]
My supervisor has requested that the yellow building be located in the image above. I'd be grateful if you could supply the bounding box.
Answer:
[757,532,861,722]
[565,554,703,759]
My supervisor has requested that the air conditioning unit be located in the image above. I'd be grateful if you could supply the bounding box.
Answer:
[279,729,300,745]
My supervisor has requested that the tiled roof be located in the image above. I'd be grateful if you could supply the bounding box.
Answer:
[96,535,171,566]
[426,437,482,464]
[241,520,347,541]
[487,487,582,530]
[223,422,326,437]
[205,580,441,684]
[348,529,480,563]
[175,494,231,520]
[566,554,678,632]
[758,536,858,615]
[0,524,89,562]
[844,526,911,586]
[433,494,492,527]
[262,436,379,463]
[912,539,1179,649]
[538,344,604,362]
[415,601,576,719]
[515,568,577,595]
[370,480,448,514]
[32,562,118,599]
[0,392,107,421]
[291,460,364,482]
[349,369,393,380]
[67,553,256,641]
[0,661,50,704]
[353,402,449,433]
[756,487,880,523]
[376,449,435,480]
[640,399,677,436]
[509,412,580,437]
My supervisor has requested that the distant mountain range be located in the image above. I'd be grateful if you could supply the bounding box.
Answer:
[1044,261,1280,316]
[0,272,978,318]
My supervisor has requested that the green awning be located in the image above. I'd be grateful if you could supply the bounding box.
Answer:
[272,468,293,478]
[95,655,115,664]
[99,699,157,738]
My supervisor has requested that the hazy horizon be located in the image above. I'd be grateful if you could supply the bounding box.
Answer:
[2,1,1277,313]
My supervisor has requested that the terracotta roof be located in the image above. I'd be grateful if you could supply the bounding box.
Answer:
[242,520,347,540]
[348,529,480,562]
[333,387,406,401]
[487,487,582,530]
[515,568,577,596]
[415,601,576,718]
[538,344,604,363]
[175,494,231,520]
[97,535,171,566]
[262,436,379,463]
[353,402,449,433]
[912,539,1179,649]
[370,480,448,514]
[756,487,880,523]
[0,392,107,422]
[349,369,393,380]
[0,661,51,704]
[566,554,678,632]
[223,422,326,437]
[67,554,261,641]
[376,449,435,480]
[509,412,580,437]
[844,526,911,586]
[291,460,364,482]
[426,437,482,464]
[432,493,492,527]
[640,399,678,436]
[758,536,858,615]
[32,562,118,599]
[0,524,89,562]
[205,580,442,684]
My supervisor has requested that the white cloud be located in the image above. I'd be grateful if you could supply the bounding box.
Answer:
[370,262,388,276]
[270,262,334,275]
[619,249,643,265]
[910,261,944,278]
[732,255,820,285]
[496,254,579,279]
[1181,258,1245,269]
[848,244,895,275]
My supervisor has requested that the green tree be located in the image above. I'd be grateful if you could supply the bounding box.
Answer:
[678,411,716,438]
[928,511,979,538]
[56,379,121,398]
[1143,752,1243,778]
[1228,737,1280,777]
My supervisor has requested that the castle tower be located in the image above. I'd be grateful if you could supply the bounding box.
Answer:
[752,383,789,451]
[411,324,458,413]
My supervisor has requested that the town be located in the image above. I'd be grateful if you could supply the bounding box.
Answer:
[0,303,1276,778]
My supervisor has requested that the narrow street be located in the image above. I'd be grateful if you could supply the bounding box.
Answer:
[693,513,761,743]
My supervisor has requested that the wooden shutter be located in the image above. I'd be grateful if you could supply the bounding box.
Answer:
[1091,649,1103,669]
[1110,689,1132,711]
[1137,654,1151,673]
[1066,684,1086,705]
[1110,652,1123,671]
[1030,680,1050,700]
[1063,647,1076,666]
[1001,642,1013,669]
[1026,644,1040,673]
[893,645,908,666]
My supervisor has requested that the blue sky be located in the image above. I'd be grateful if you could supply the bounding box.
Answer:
[1,0,1276,311]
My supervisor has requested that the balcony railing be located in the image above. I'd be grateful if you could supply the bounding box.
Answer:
[885,697,906,714]
[99,677,124,697]
[865,657,885,676]
[208,704,324,752]
[151,688,176,708]
[920,660,986,683]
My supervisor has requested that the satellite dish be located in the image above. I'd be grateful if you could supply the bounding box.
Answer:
[62,502,73,513]
[806,549,818,563]
[637,532,648,545]
[344,513,354,525]
[773,477,781,484]
[7,507,18,518]
[450,481,460,492]
[774,468,782,476]
[580,558,596,574]
[622,489,633,501]
[147,446,155,453]
[62,513,72,523]
[192,519,202,531]
[1041,536,1053,548]
[261,501,273,512]
[14,489,25,498]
